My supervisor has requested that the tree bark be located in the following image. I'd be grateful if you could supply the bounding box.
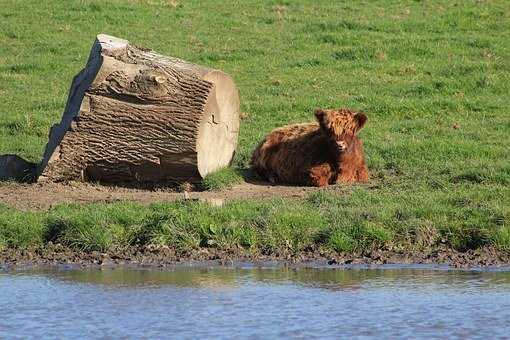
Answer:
[38,34,240,185]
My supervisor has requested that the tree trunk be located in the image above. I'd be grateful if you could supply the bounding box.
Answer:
[38,34,240,185]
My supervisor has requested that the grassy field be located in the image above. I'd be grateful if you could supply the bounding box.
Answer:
[0,0,509,256]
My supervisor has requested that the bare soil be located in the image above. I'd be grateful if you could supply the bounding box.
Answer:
[0,180,329,211]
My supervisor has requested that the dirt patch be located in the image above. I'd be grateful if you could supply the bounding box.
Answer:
[0,180,330,211]
[1,245,509,269]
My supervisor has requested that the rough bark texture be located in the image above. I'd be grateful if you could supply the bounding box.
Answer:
[38,34,239,185]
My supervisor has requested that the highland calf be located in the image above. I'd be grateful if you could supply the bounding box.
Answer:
[251,108,368,186]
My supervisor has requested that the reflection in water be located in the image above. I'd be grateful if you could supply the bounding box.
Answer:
[1,266,510,339]
[31,266,510,292]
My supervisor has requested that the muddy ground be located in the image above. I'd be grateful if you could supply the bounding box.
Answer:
[1,244,509,270]
[0,180,329,211]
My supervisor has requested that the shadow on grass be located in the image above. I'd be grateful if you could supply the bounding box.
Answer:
[0,154,38,183]
[199,166,306,191]
[0,154,306,191]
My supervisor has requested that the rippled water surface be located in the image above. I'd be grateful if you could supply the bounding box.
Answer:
[1,265,510,339]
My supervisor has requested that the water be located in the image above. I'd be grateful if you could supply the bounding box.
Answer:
[1,265,510,339]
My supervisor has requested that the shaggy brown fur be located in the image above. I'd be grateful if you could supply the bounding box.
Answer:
[251,108,368,186]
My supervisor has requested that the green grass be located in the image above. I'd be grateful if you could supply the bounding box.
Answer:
[0,189,508,254]
[0,0,509,256]
[201,167,244,191]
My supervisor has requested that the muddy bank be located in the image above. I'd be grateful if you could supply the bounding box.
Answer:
[1,244,509,270]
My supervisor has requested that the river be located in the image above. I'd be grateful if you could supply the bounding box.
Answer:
[1,265,510,339]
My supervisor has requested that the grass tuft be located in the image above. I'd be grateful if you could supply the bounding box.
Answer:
[0,207,45,248]
[201,167,244,191]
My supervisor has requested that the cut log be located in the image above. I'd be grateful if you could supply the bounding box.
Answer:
[38,34,240,185]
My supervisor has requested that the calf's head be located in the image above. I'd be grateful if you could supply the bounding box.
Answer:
[314,108,367,149]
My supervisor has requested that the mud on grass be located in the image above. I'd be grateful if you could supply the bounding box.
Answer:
[2,244,509,270]
[1,190,509,267]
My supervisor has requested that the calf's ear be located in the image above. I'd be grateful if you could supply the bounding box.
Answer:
[355,112,367,132]
[314,108,330,130]
[314,108,325,120]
